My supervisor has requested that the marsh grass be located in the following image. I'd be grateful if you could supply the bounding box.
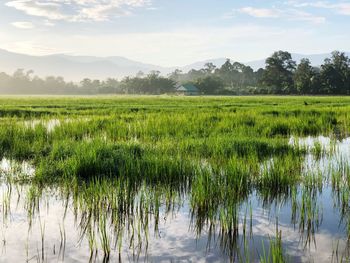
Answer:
[260,229,287,263]
[1,96,350,261]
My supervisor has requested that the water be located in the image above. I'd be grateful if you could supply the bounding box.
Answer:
[23,119,62,133]
[1,137,350,262]
[0,158,35,178]
[0,184,230,262]
[22,118,89,133]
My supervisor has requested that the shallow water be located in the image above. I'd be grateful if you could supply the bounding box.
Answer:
[0,158,35,178]
[1,136,350,262]
[23,119,62,132]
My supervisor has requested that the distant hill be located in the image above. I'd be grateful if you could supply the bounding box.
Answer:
[0,49,168,81]
[180,58,228,73]
[0,48,349,81]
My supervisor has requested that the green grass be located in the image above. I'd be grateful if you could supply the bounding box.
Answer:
[1,95,350,261]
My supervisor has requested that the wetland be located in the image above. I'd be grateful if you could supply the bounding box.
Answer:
[0,96,350,262]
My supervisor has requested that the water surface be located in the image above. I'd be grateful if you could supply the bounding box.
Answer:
[1,136,350,262]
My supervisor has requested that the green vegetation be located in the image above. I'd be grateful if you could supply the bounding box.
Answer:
[1,96,350,261]
[0,51,349,95]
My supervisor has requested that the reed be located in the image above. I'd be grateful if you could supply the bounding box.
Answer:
[1,95,350,261]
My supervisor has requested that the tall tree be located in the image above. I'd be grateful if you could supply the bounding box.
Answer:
[168,69,183,82]
[203,62,217,74]
[196,76,224,94]
[216,59,235,88]
[262,51,296,94]
[294,58,315,94]
[320,51,350,94]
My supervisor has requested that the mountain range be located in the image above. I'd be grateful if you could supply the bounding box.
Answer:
[0,48,348,81]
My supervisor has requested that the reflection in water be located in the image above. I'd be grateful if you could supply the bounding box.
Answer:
[0,158,35,178]
[1,136,350,262]
[22,118,91,133]
[23,119,62,133]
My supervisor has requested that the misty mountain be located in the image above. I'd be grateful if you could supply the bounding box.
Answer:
[0,49,168,81]
[180,58,228,73]
[0,48,349,81]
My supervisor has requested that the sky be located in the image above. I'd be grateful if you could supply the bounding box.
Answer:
[0,0,349,67]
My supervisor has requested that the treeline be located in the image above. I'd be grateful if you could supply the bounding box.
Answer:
[170,51,350,95]
[261,51,350,95]
[0,50,349,95]
[0,69,174,95]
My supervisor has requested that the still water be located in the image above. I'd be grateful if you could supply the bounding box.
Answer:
[1,136,350,262]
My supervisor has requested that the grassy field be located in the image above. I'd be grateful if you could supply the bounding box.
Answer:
[1,95,350,262]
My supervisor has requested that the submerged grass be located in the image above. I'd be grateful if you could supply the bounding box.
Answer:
[1,96,350,261]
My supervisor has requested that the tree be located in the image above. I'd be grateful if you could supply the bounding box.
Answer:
[148,70,161,77]
[168,69,183,82]
[294,58,315,94]
[203,63,217,74]
[100,78,120,94]
[187,69,205,81]
[241,65,255,87]
[136,71,145,78]
[216,59,235,88]
[262,51,296,94]
[196,76,224,94]
[120,74,175,94]
[320,51,350,94]
[255,68,265,85]
[13,69,27,80]
[147,73,175,94]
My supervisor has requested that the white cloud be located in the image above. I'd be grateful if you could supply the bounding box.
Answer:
[238,7,280,18]
[235,6,325,24]
[6,1,68,20]
[43,19,55,26]
[11,21,35,29]
[286,1,350,15]
[288,9,326,24]
[337,3,350,15]
[5,0,151,22]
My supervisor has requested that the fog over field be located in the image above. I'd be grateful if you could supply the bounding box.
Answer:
[0,48,348,81]
[1,0,349,93]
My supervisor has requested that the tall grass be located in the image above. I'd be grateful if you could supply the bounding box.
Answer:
[1,96,350,261]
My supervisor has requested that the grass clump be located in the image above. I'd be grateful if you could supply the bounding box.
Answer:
[1,96,350,261]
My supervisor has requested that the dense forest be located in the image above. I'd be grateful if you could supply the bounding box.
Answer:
[0,50,349,95]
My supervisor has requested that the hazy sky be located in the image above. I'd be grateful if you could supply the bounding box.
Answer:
[0,0,349,66]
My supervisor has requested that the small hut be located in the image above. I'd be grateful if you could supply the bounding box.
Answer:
[175,84,200,96]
